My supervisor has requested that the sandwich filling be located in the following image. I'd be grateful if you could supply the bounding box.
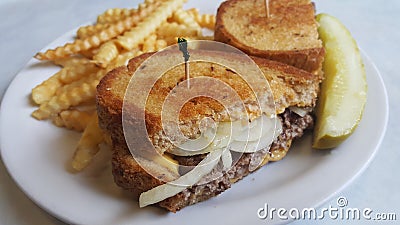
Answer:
[161,109,314,211]
[139,110,307,207]
[170,113,282,157]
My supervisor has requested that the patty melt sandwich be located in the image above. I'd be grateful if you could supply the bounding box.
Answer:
[96,0,324,212]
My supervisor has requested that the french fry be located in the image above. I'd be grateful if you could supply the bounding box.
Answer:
[83,0,161,38]
[34,35,105,60]
[31,68,64,105]
[94,32,167,67]
[52,110,93,132]
[155,39,168,51]
[90,2,165,66]
[97,8,138,25]
[171,8,201,35]
[35,2,160,61]
[32,62,98,105]
[59,63,98,84]
[32,71,104,120]
[157,22,199,41]
[56,68,106,97]
[141,35,168,52]
[109,49,143,69]
[187,8,216,30]
[32,0,217,172]
[79,48,99,59]
[142,34,157,52]
[92,40,120,68]
[92,32,159,67]
[72,113,104,171]
[116,0,186,50]
[77,23,109,39]
[54,56,91,68]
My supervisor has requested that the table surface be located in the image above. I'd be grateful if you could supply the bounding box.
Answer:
[0,0,399,225]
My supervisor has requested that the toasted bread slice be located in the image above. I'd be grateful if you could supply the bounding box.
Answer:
[97,51,319,151]
[97,50,319,212]
[214,0,325,74]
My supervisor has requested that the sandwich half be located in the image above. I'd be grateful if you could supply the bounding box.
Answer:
[214,0,325,75]
[96,50,321,212]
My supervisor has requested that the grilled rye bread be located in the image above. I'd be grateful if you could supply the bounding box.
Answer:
[97,51,320,212]
[214,0,325,75]
[111,109,313,212]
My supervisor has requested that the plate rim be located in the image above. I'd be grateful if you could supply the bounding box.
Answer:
[312,48,389,208]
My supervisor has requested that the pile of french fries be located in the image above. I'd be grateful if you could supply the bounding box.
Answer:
[32,0,216,172]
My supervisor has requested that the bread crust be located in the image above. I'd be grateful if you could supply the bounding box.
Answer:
[214,0,325,74]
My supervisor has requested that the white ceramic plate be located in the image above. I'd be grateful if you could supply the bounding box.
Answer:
[0,2,388,225]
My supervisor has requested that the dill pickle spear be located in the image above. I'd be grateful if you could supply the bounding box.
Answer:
[313,14,367,149]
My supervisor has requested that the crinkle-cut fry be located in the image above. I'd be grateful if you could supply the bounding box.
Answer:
[34,36,103,61]
[97,8,137,25]
[141,36,167,53]
[35,3,160,61]
[59,63,98,84]
[97,0,157,25]
[171,8,201,35]
[155,39,168,51]
[85,1,160,38]
[54,56,91,68]
[52,110,93,132]
[187,8,216,30]
[93,38,148,68]
[32,62,97,105]
[99,39,160,68]
[136,0,157,15]
[31,69,106,120]
[142,34,157,52]
[116,0,186,50]
[80,48,99,59]
[72,113,104,171]
[157,22,199,41]
[31,68,65,105]
[77,23,109,39]
[55,68,105,96]
[108,49,143,69]
[92,40,120,68]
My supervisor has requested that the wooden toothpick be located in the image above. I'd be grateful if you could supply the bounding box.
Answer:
[265,0,270,18]
[178,38,190,89]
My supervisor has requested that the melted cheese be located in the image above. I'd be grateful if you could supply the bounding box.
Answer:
[139,114,283,207]
[170,114,282,156]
